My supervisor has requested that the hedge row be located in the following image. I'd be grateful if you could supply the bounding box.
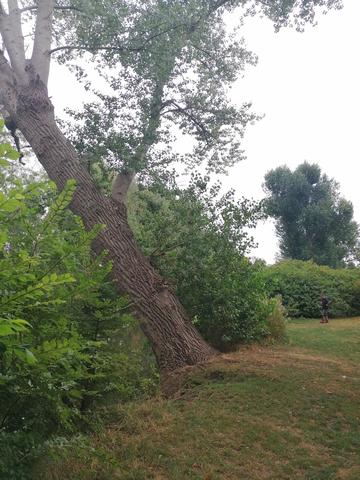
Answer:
[262,260,360,318]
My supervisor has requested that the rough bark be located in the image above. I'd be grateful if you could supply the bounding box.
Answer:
[12,81,217,372]
[112,170,135,203]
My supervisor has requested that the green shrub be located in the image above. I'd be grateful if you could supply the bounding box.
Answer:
[263,295,288,343]
[262,260,360,318]
[190,256,269,350]
[128,176,268,350]
[0,149,158,478]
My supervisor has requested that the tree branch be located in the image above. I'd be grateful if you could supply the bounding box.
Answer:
[112,75,172,200]
[21,4,82,13]
[149,241,186,262]
[0,0,26,82]
[165,100,213,140]
[111,169,135,203]
[48,44,140,55]
[49,21,191,56]
[31,0,54,85]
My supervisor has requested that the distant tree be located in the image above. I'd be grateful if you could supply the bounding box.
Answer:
[263,162,359,267]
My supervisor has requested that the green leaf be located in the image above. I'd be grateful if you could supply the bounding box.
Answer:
[0,230,8,248]
[10,319,32,329]
[0,318,31,337]
[14,193,25,200]
[68,389,83,399]
[25,348,37,365]
[0,323,17,336]
[0,142,18,158]
[0,198,22,212]
[6,149,20,160]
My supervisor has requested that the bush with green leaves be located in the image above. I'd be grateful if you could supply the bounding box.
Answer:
[262,260,360,318]
[262,295,288,343]
[0,143,157,478]
[128,175,269,349]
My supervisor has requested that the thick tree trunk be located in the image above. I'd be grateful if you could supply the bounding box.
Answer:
[13,82,216,372]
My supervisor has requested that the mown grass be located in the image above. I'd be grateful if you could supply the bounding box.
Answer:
[36,318,360,480]
[288,317,360,363]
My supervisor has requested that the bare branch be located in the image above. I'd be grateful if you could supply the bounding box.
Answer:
[54,3,81,10]
[31,0,54,85]
[48,44,140,55]
[165,100,214,140]
[0,0,26,82]
[20,4,82,13]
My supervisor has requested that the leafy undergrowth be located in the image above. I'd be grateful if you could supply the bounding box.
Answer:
[35,318,360,480]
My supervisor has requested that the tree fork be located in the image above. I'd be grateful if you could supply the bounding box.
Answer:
[14,83,217,372]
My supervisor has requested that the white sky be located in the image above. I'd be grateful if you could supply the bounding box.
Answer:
[225,0,360,263]
[49,0,360,264]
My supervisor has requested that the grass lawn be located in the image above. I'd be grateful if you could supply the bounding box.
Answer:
[36,318,360,480]
[288,317,360,363]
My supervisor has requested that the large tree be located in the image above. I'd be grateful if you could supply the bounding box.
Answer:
[0,0,342,372]
[264,162,359,267]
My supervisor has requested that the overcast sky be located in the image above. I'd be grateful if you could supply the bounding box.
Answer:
[225,0,360,262]
[49,0,360,264]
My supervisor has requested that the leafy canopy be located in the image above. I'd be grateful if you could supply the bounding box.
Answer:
[43,0,342,179]
[264,162,359,267]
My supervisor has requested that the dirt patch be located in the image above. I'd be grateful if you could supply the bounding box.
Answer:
[336,466,360,479]
[161,345,360,399]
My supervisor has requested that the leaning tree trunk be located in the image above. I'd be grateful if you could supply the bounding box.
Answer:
[13,81,216,372]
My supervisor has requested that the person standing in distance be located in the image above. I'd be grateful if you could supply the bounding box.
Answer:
[320,293,330,324]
